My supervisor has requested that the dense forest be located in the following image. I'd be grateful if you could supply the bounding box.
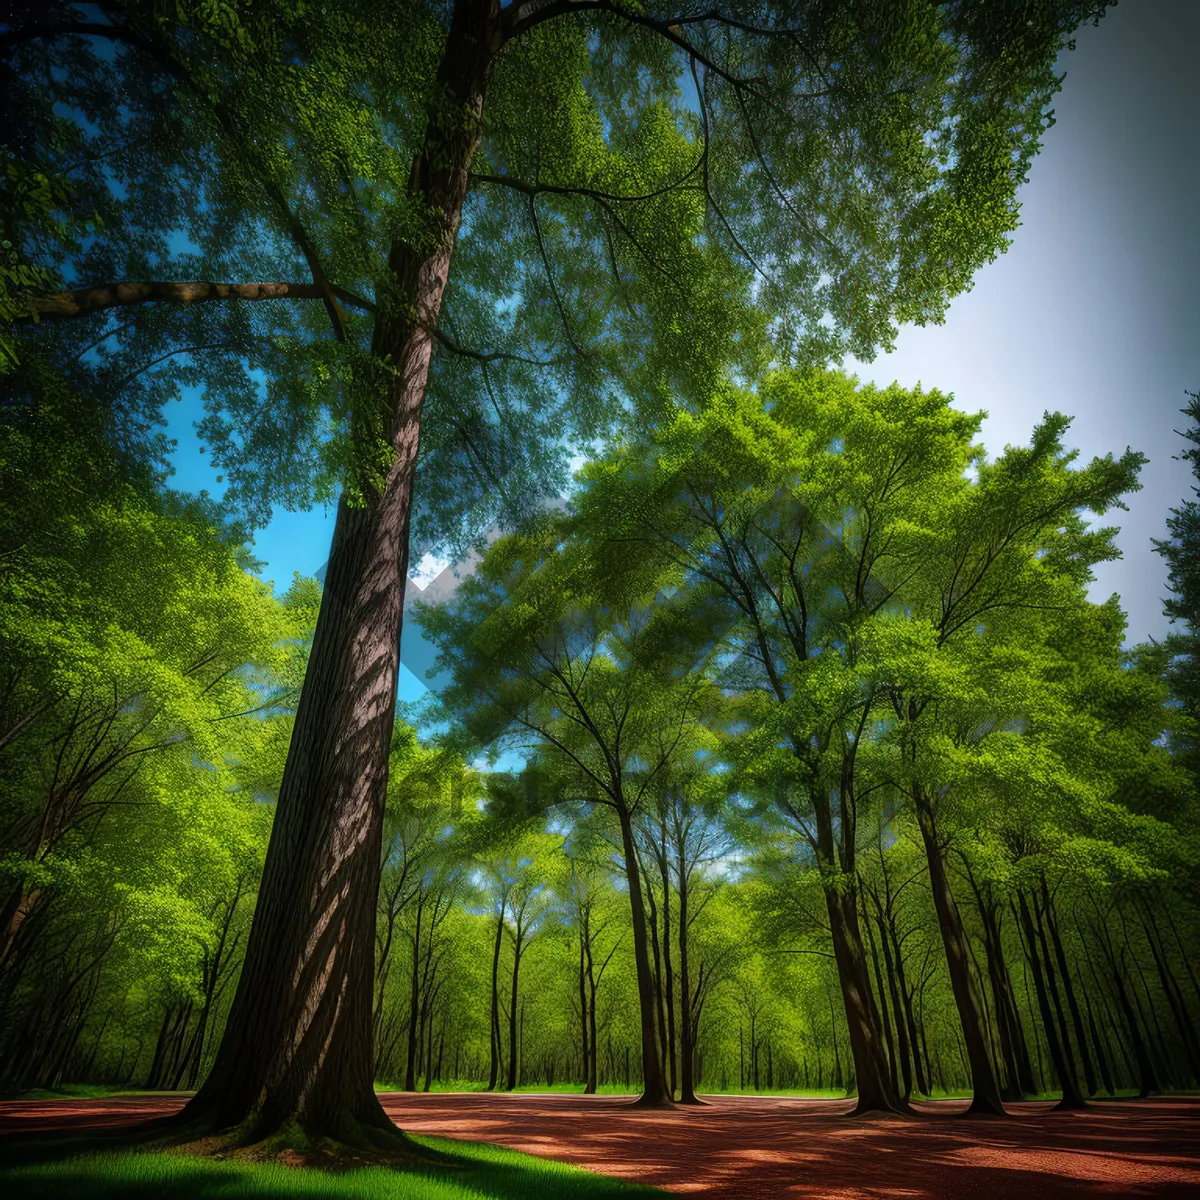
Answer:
[5,360,1199,1119]
[2,0,1198,1186]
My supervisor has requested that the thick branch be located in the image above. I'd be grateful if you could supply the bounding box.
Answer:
[19,280,375,321]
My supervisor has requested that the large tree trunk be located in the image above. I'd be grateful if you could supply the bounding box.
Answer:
[617,806,670,1105]
[824,884,902,1112]
[167,0,498,1147]
[913,785,1005,1115]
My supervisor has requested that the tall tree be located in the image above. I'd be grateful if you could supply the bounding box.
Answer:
[4,0,1110,1144]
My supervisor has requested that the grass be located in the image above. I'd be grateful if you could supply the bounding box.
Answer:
[0,1135,665,1200]
[0,1083,148,1103]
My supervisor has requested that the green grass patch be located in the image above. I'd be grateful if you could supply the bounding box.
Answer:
[0,1136,665,1200]
[0,1084,144,1103]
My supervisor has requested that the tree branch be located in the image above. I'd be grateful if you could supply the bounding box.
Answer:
[19,280,376,322]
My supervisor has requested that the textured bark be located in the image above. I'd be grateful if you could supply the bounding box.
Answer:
[824,885,899,1112]
[913,786,1005,1115]
[166,0,500,1145]
[617,807,670,1105]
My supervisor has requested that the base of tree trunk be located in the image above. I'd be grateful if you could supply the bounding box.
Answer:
[0,1107,447,1175]
[1051,1096,1089,1113]
[961,1095,1009,1117]
[848,1097,915,1117]
[631,1092,675,1108]
[128,1100,445,1168]
[676,1094,709,1105]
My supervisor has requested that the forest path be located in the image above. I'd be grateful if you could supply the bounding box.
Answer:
[2,1091,1199,1197]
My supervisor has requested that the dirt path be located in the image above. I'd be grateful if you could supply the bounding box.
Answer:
[2,1091,1199,1198]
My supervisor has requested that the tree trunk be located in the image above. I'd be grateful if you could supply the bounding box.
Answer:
[864,913,899,1100]
[658,845,678,1099]
[888,920,929,1096]
[1016,894,1086,1109]
[404,893,425,1093]
[824,884,903,1112]
[488,897,505,1091]
[677,844,701,1104]
[913,786,1005,1115]
[617,806,669,1105]
[578,914,590,1091]
[644,869,670,1092]
[171,0,499,1146]
[585,931,600,1095]
[977,896,1034,1099]
[506,942,522,1092]
[1040,880,1097,1095]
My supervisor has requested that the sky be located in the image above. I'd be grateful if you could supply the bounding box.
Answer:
[165,0,1200,700]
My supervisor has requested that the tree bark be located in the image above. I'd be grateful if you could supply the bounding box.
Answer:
[912,785,1005,1115]
[658,840,679,1099]
[617,806,670,1105]
[166,0,500,1146]
[506,940,522,1092]
[677,841,701,1104]
[488,895,506,1091]
[1040,880,1097,1095]
[1016,893,1086,1109]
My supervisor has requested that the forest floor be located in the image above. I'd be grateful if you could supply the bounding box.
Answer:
[1,1091,1199,1198]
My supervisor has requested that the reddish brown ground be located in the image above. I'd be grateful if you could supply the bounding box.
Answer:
[2,1091,1199,1198]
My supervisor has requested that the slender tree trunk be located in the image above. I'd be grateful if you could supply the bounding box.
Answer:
[1040,880,1097,1095]
[578,915,590,1091]
[644,872,670,1091]
[864,914,900,1100]
[1016,894,1086,1109]
[889,922,930,1096]
[1033,892,1085,1100]
[170,0,499,1146]
[404,894,424,1093]
[977,898,1034,1099]
[658,846,678,1099]
[506,941,522,1092]
[488,897,505,1091]
[585,934,600,1094]
[913,785,1004,1115]
[1138,901,1200,1080]
[617,806,669,1105]
[876,913,913,1099]
[677,847,701,1104]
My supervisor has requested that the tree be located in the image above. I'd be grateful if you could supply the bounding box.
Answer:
[421,516,720,1103]
[5,0,1111,1143]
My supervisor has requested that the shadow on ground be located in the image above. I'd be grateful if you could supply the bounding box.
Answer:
[3,1091,1199,1198]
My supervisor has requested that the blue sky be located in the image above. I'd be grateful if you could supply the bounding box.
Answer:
[164,0,1200,702]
